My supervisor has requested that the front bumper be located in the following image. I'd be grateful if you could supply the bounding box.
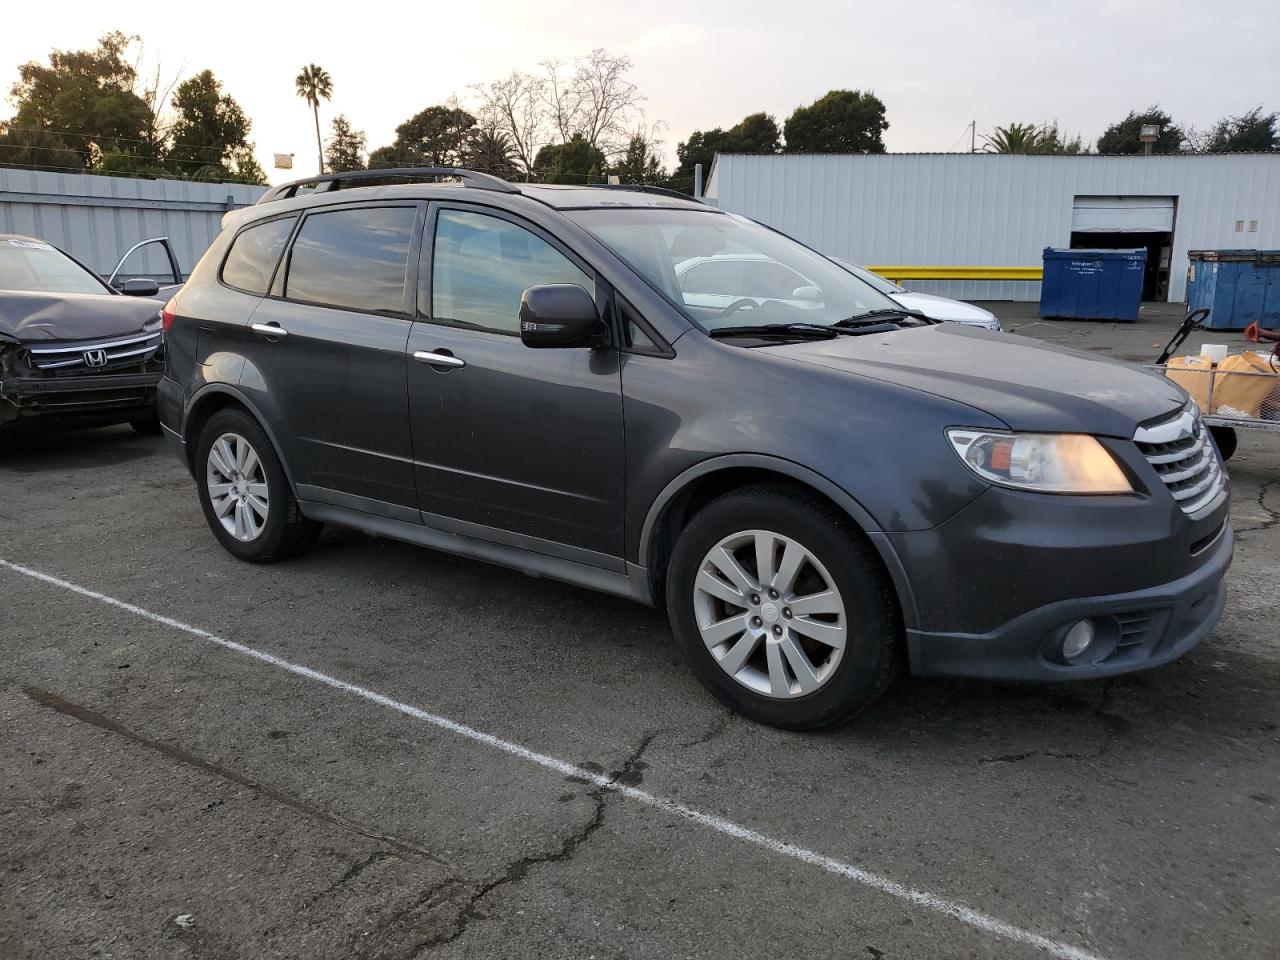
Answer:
[0,371,162,429]
[906,521,1232,680]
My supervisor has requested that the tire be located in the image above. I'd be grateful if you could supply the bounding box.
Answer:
[665,484,901,730]
[130,415,162,436]
[194,408,322,563]
[1208,425,1237,462]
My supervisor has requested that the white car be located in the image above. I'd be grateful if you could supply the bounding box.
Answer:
[833,260,1002,331]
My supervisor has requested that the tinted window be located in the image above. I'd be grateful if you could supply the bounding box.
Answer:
[430,209,593,335]
[285,206,415,313]
[221,217,296,295]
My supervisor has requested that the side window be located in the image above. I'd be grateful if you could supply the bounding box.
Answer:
[221,216,296,295]
[744,261,809,299]
[429,209,593,335]
[284,206,416,314]
[681,259,743,296]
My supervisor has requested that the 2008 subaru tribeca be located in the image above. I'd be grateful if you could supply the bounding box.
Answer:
[158,167,1232,729]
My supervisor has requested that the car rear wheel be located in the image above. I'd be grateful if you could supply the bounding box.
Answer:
[666,484,901,730]
[195,408,321,562]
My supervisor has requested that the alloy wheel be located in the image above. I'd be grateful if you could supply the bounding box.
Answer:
[206,432,269,542]
[692,529,847,698]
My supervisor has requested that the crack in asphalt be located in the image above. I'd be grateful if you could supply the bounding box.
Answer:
[21,686,450,868]
[399,731,661,958]
[680,710,734,748]
[1233,478,1280,537]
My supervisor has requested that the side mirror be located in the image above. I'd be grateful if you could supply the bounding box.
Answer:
[519,284,602,348]
[120,278,161,297]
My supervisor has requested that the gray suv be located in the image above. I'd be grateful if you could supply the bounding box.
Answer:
[158,168,1232,729]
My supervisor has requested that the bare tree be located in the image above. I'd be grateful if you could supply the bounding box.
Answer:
[570,49,642,158]
[539,59,580,145]
[471,71,546,179]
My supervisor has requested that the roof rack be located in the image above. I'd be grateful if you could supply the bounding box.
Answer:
[257,167,520,204]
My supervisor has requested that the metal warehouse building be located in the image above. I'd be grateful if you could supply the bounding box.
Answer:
[704,153,1280,303]
[0,169,265,281]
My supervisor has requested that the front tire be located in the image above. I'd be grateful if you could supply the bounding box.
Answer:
[666,484,901,730]
[195,408,321,562]
[130,415,162,436]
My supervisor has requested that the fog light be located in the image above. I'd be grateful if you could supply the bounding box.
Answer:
[1062,620,1096,660]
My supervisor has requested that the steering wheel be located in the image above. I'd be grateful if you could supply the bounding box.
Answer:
[714,297,760,320]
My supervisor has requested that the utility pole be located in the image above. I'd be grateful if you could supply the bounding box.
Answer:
[970,120,977,153]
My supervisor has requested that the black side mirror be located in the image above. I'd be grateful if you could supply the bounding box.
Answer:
[120,278,161,297]
[519,284,602,348]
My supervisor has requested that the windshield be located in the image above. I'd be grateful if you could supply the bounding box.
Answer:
[835,260,906,295]
[0,238,109,295]
[567,208,902,330]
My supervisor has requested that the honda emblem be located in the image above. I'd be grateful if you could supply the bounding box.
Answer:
[83,349,108,367]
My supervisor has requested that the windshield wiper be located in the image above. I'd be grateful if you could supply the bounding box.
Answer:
[834,308,934,328]
[707,323,839,340]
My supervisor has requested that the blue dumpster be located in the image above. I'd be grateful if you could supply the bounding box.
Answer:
[1039,247,1146,321]
[1186,250,1280,330]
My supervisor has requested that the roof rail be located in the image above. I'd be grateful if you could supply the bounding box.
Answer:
[257,167,520,204]
[586,183,700,203]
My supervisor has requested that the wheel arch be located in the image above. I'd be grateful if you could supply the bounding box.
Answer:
[182,384,300,498]
[638,455,920,630]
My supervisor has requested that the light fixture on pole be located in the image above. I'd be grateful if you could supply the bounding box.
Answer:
[1139,124,1161,156]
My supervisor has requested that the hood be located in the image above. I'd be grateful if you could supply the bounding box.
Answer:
[891,291,997,325]
[771,323,1185,437]
[0,291,162,342]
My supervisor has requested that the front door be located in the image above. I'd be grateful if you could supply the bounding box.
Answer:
[406,205,624,562]
[245,202,421,515]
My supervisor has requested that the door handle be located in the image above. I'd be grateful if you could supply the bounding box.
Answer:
[413,350,465,369]
[251,322,288,338]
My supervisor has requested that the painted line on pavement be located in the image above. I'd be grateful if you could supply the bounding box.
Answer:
[0,557,1106,960]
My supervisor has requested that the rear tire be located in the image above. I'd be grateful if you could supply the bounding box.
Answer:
[195,408,321,563]
[666,484,901,730]
[1208,425,1237,462]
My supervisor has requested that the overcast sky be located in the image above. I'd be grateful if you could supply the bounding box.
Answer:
[4,0,1278,183]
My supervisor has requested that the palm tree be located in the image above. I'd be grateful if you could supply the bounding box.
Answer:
[983,122,1043,154]
[295,64,333,173]
[470,127,516,178]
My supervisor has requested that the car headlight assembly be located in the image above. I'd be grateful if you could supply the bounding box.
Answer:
[946,429,1133,494]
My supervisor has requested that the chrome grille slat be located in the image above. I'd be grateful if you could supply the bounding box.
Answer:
[26,332,162,372]
[1134,409,1227,517]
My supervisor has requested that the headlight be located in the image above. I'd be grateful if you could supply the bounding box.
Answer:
[946,429,1132,494]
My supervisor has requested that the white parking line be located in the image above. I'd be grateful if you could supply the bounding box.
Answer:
[1,557,1106,960]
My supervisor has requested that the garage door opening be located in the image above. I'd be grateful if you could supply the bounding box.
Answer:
[1070,196,1176,301]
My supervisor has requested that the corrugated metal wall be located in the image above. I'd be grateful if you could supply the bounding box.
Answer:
[706,154,1280,302]
[0,169,265,280]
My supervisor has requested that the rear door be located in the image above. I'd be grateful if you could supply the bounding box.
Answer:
[406,203,625,562]
[244,202,422,517]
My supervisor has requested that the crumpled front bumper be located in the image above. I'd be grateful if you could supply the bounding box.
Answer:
[0,369,163,429]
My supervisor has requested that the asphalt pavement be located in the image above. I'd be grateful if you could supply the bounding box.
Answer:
[2,306,1277,960]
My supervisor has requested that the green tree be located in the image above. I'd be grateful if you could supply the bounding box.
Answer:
[611,134,667,184]
[984,122,1044,154]
[675,112,782,183]
[325,114,366,172]
[369,105,477,169]
[1096,106,1184,154]
[469,125,517,177]
[784,90,887,154]
[533,134,607,183]
[294,64,333,173]
[166,70,261,181]
[1206,107,1278,152]
[0,31,153,172]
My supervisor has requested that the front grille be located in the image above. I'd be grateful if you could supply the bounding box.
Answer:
[25,331,162,374]
[1134,408,1227,516]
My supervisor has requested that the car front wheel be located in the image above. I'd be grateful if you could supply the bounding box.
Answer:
[666,485,901,730]
[195,408,321,562]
